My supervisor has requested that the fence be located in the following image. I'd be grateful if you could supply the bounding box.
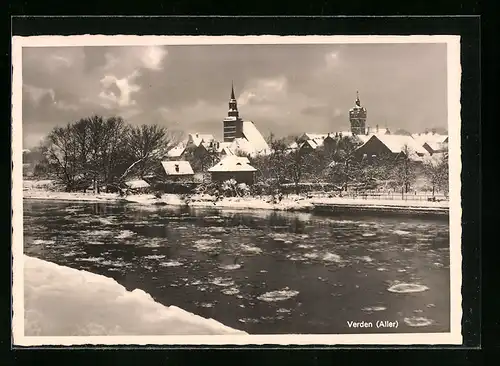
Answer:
[309,190,449,202]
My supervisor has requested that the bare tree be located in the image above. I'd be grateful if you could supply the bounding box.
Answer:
[391,144,418,194]
[124,124,179,179]
[423,152,449,196]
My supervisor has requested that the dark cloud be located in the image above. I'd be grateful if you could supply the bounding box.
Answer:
[21,42,448,148]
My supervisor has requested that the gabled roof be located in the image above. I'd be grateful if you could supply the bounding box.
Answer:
[412,132,448,147]
[241,120,270,155]
[161,160,195,176]
[361,134,429,157]
[208,155,256,172]
[188,133,215,147]
[166,145,186,157]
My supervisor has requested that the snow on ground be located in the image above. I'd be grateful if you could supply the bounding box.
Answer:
[23,180,448,211]
[23,255,246,336]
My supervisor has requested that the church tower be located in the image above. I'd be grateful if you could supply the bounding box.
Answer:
[349,91,367,135]
[223,82,244,142]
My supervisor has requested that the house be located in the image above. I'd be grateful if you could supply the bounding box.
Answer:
[207,155,257,185]
[160,160,195,181]
[355,134,429,162]
[412,132,448,155]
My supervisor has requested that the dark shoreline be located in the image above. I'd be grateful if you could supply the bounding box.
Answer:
[312,203,449,220]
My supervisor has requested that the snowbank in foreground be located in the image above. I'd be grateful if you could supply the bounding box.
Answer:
[23,255,246,336]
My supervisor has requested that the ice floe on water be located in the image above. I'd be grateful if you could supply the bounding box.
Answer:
[116,230,136,239]
[357,256,374,263]
[302,251,342,263]
[159,260,183,267]
[239,244,262,254]
[361,232,376,237]
[276,308,291,313]
[297,244,315,249]
[362,306,387,312]
[33,239,55,245]
[221,287,240,295]
[86,230,114,236]
[193,238,222,252]
[97,217,115,225]
[403,316,434,327]
[393,230,412,236]
[143,255,166,260]
[387,283,429,293]
[257,287,299,302]
[210,277,235,287]
[219,264,242,270]
[206,226,227,234]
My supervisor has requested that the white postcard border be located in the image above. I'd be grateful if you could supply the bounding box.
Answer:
[11,34,463,346]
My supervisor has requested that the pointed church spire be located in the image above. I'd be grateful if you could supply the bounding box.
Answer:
[227,81,239,118]
[231,80,236,100]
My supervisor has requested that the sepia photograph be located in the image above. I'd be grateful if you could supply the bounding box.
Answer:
[11,35,462,346]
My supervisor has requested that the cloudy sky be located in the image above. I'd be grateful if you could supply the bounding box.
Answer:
[21,42,447,148]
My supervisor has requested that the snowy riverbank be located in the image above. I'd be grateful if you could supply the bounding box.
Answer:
[23,255,247,336]
[22,180,449,214]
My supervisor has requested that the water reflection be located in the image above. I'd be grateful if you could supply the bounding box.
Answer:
[23,199,450,334]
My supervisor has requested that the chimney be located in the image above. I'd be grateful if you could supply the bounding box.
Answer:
[366,126,370,135]
[376,124,379,133]
[196,133,199,138]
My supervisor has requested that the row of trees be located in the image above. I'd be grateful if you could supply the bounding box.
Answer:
[27,116,448,197]
[32,115,180,192]
[245,134,449,196]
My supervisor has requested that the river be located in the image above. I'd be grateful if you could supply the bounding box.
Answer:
[23,199,450,334]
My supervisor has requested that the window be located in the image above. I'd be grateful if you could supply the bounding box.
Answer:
[175,164,179,173]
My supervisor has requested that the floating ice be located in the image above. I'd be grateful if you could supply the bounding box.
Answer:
[362,306,387,312]
[98,217,114,225]
[362,233,376,237]
[143,255,166,260]
[403,317,434,327]
[193,238,222,252]
[276,308,291,313]
[358,256,374,263]
[393,230,411,236]
[219,264,242,270]
[387,283,429,293]
[33,239,55,245]
[210,277,235,287]
[116,230,136,239]
[239,244,262,254]
[87,230,113,236]
[160,260,183,267]
[304,252,342,263]
[222,287,240,295]
[207,227,227,233]
[257,288,299,302]
[297,244,315,249]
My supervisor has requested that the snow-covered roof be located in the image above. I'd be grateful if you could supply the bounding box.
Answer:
[22,149,31,154]
[363,135,429,156]
[241,121,270,155]
[208,155,256,172]
[161,160,195,176]
[125,179,150,189]
[188,133,215,147]
[229,137,257,157]
[166,145,186,158]
[412,133,448,147]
